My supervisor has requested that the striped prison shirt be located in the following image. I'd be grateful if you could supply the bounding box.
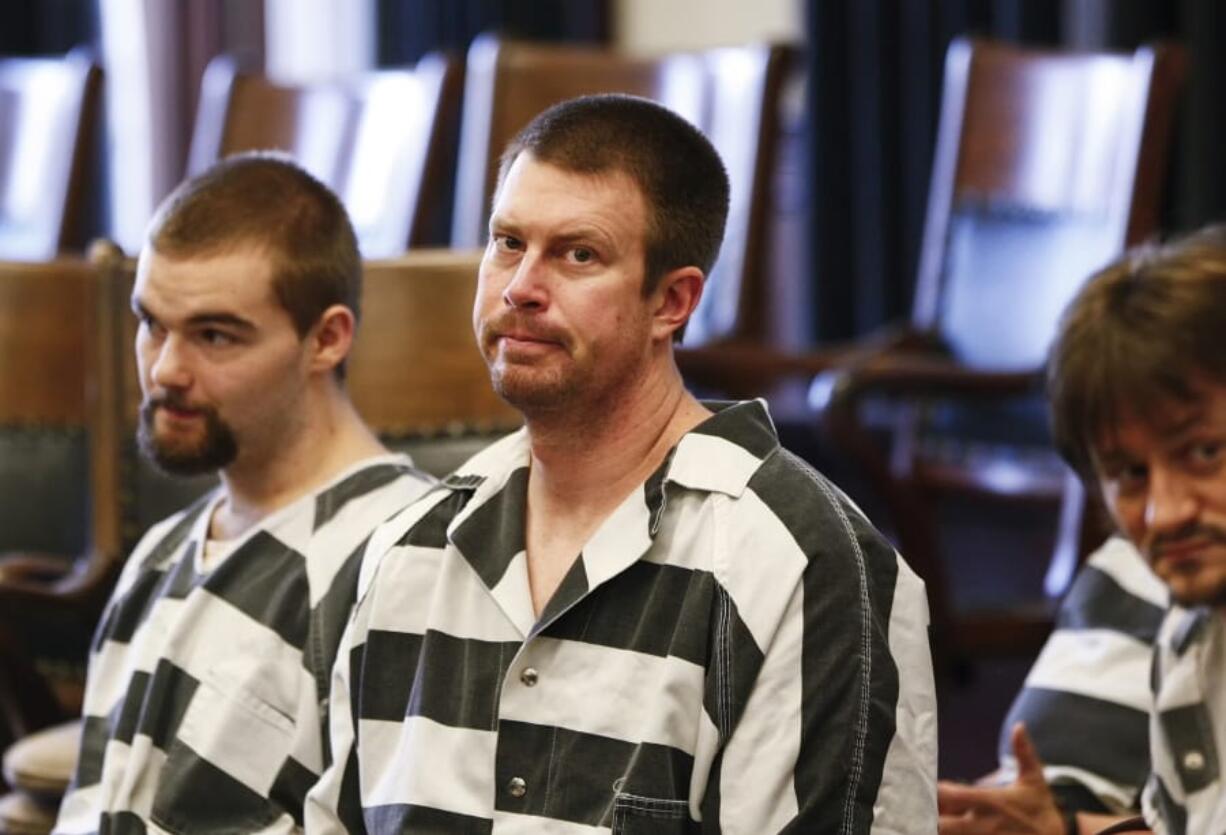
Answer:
[55,454,433,835]
[997,537,1167,813]
[307,400,938,833]
[1143,605,1226,834]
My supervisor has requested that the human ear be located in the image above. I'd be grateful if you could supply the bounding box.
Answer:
[651,266,705,342]
[309,304,356,375]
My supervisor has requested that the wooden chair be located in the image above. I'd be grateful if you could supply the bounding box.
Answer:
[186,53,463,255]
[685,38,1185,672]
[349,250,521,473]
[450,34,793,346]
[0,48,102,259]
[0,246,124,748]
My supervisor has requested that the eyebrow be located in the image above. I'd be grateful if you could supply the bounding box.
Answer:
[132,300,256,332]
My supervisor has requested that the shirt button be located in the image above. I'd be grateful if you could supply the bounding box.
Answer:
[507,776,527,798]
[520,667,539,687]
[1184,750,1206,772]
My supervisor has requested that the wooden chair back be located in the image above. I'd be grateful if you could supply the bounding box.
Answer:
[451,35,792,345]
[0,48,102,259]
[350,251,520,474]
[0,248,124,736]
[915,38,1183,370]
[186,53,462,256]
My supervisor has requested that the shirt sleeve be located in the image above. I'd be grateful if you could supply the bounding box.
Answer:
[997,538,1166,813]
[700,470,938,833]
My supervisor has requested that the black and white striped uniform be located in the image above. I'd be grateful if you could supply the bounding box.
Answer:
[997,538,1167,812]
[55,455,433,835]
[1143,605,1226,834]
[308,400,937,833]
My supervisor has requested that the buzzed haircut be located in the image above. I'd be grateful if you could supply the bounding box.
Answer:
[498,93,731,297]
[1048,224,1226,480]
[147,152,361,374]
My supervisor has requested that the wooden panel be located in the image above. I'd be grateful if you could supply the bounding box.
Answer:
[0,259,97,424]
[349,250,520,435]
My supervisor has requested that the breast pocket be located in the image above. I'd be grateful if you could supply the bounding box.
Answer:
[150,666,297,834]
[612,793,697,835]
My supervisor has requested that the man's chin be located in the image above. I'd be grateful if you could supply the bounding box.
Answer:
[490,369,576,413]
[138,430,236,477]
[1165,575,1226,610]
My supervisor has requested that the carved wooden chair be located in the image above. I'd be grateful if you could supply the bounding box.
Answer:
[187,52,462,255]
[0,48,102,259]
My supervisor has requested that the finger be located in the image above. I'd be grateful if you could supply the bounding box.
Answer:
[937,780,991,816]
[1010,722,1046,783]
[937,813,980,835]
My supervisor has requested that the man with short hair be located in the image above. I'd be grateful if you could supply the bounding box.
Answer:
[938,225,1226,834]
[308,94,937,833]
[54,154,433,833]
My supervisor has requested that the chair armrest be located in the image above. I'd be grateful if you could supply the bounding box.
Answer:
[676,325,945,399]
[816,353,1042,409]
[0,549,118,614]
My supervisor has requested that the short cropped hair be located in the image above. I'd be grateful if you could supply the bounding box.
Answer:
[1048,224,1226,479]
[498,94,730,299]
[147,152,361,376]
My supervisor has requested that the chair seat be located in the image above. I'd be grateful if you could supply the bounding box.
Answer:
[2,719,80,798]
[0,791,56,835]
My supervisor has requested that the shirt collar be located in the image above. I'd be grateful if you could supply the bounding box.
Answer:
[440,399,780,501]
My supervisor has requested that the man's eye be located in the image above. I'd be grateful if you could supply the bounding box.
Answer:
[1188,441,1224,467]
[569,247,594,264]
[493,234,523,252]
[200,329,236,347]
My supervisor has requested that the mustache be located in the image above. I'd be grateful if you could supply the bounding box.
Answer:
[1150,522,1226,557]
[482,312,569,347]
[140,391,214,418]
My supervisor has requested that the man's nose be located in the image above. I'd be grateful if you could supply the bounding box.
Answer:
[148,334,192,390]
[502,252,549,310]
[1145,465,1199,536]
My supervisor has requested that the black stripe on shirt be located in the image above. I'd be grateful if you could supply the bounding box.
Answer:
[1002,687,1150,789]
[205,530,309,649]
[356,629,519,730]
[94,567,169,648]
[364,803,493,834]
[702,584,766,740]
[1148,774,1188,835]
[337,748,369,835]
[689,400,778,462]
[314,464,414,531]
[492,719,694,827]
[1159,702,1220,793]
[450,466,529,590]
[162,543,203,600]
[1057,565,1166,642]
[308,537,367,706]
[270,755,317,827]
[135,503,205,573]
[533,555,589,634]
[112,660,199,750]
[74,715,112,789]
[542,560,715,668]
[97,810,148,834]
[400,490,467,549]
[150,741,284,833]
[750,449,900,832]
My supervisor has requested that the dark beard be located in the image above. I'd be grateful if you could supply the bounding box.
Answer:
[138,396,238,476]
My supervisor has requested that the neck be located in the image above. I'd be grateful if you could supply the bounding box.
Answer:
[212,384,385,540]
[525,355,710,513]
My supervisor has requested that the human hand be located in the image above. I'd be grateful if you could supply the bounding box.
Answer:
[937,723,1066,834]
